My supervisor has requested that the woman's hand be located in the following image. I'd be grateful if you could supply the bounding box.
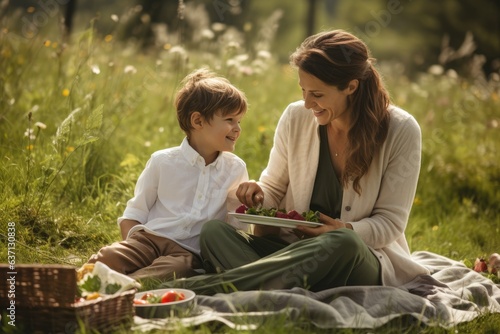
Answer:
[294,213,351,239]
[236,181,264,208]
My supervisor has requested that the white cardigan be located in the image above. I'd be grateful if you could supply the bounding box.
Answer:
[258,100,430,287]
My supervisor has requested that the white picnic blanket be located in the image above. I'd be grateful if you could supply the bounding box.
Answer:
[132,251,500,331]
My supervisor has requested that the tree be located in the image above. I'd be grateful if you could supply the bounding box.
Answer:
[62,0,77,41]
[305,0,317,38]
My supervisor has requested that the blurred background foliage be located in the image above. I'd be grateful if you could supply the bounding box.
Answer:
[4,0,500,76]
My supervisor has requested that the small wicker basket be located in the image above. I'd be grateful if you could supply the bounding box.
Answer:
[0,264,136,333]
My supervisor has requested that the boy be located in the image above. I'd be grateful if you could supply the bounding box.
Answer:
[86,68,249,281]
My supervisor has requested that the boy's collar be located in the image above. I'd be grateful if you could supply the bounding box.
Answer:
[181,137,222,169]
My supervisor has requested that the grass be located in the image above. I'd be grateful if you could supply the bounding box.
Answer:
[1,5,499,334]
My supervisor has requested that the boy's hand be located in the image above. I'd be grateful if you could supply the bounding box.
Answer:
[119,219,141,240]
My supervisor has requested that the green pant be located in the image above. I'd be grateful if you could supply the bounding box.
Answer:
[161,220,381,295]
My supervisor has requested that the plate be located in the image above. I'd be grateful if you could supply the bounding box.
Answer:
[134,288,196,318]
[228,213,323,228]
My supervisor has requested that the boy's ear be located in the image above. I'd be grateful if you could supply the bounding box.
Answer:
[190,111,204,129]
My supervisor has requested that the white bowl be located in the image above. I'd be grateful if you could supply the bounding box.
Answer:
[134,288,196,318]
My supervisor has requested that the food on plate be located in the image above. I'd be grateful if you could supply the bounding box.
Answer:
[235,204,320,223]
[133,290,186,305]
[133,289,196,318]
[161,290,186,303]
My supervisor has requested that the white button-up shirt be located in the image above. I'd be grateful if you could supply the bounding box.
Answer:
[118,137,248,254]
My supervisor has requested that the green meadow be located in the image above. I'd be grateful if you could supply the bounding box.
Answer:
[1,5,499,333]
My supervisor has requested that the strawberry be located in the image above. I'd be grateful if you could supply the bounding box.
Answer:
[473,258,488,273]
[235,204,248,214]
[275,211,289,219]
[287,210,305,221]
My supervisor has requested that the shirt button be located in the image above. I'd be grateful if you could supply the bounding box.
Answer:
[345,206,351,211]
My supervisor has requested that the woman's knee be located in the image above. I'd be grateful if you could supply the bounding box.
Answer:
[201,220,225,239]
[338,228,363,247]
[200,219,235,245]
[201,219,225,233]
[317,228,364,255]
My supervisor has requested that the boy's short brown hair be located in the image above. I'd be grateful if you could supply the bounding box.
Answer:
[175,68,247,136]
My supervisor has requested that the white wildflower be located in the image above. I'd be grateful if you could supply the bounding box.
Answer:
[257,50,272,60]
[24,128,36,140]
[111,14,119,22]
[234,54,249,62]
[211,22,226,32]
[169,46,187,57]
[124,65,137,74]
[201,29,215,40]
[428,64,444,76]
[35,122,47,130]
[91,64,100,75]
[226,59,238,67]
[487,119,498,129]
[446,69,458,80]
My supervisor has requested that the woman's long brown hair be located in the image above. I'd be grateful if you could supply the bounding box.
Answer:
[290,29,390,195]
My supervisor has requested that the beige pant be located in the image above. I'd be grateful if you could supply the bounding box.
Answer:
[87,230,202,281]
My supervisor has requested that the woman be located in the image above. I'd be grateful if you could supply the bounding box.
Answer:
[162,29,430,294]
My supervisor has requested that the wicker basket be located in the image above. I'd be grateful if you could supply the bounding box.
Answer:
[0,264,136,333]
